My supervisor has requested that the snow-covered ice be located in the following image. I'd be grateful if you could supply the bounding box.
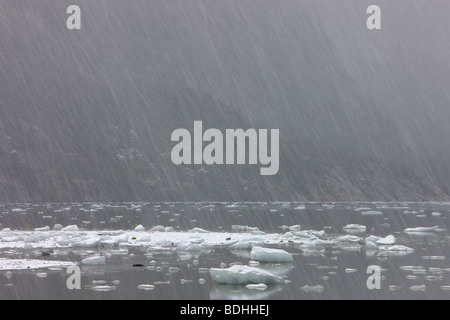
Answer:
[209,265,285,285]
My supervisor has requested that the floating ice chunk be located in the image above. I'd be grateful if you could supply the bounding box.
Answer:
[137,284,155,290]
[432,212,442,217]
[34,226,50,231]
[82,256,105,266]
[343,224,366,232]
[409,285,426,292]
[24,233,50,243]
[345,268,358,273]
[365,242,378,250]
[71,237,101,248]
[4,271,12,279]
[91,285,115,292]
[404,226,439,233]
[110,233,129,243]
[150,225,166,232]
[229,239,264,251]
[36,272,47,278]
[361,211,383,216]
[282,232,295,239]
[61,225,79,232]
[134,234,152,242]
[365,235,381,243]
[336,235,363,243]
[375,235,395,245]
[134,225,145,231]
[0,228,11,234]
[210,265,284,285]
[245,283,268,290]
[289,225,301,232]
[300,285,324,293]
[100,239,119,247]
[176,241,202,252]
[165,227,175,232]
[23,243,33,250]
[250,246,293,263]
[53,224,63,231]
[386,245,415,252]
[189,227,210,233]
[293,230,324,240]
[169,267,180,273]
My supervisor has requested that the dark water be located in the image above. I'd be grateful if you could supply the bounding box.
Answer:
[1,202,450,300]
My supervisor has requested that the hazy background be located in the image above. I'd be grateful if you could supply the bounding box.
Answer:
[1,0,450,202]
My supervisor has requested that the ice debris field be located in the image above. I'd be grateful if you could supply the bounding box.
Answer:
[1,202,450,299]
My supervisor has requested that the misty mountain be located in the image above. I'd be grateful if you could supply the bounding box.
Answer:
[0,0,450,202]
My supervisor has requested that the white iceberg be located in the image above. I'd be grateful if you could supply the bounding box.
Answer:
[134,225,145,231]
[209,265,284,285]
[375,235,395,245]
[176,240,202,252]
[81,256,105,266]
[404,226,439,233]
[61,225,79,232]
[250,246,293,263]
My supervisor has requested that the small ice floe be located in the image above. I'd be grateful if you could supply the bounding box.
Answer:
[34,226,50,231]
[229,239,264,251]
[91,285,116,292]
[132,234,152,242]
[36,272,47,278]
[176,241,202,252]
[386,245,415,253]
[23,232,51,243]
[361,211,383,216]
[423,256,446,261]
[245,283,268,291]
[168,267,180,273]
[134,225,145,232]
[375,235,395,245]
[293,230,325,240]
[181,279,193,284]
[137,284,155,290]
[294,205,305,210]
[250,246,293,263]
[71,237,102,248]
[210,265,284,285]
[336,235,363,243]
[92,280,107,285]
[345,268,358,274]
[61,225,79,232]
[4,271,12,279]
[409,285,426,292]
[343,224,366,232]
[389,285,401,291]
[300,285,324,293]
[199,278,206,284]
[426,276,443,282]
[441,286,450,291]
[189,227,210,233]
[404,226,439,233]
[289,225,301,232]
[81,256,105,266]
[432,212,442,217]
[53,224,63,231]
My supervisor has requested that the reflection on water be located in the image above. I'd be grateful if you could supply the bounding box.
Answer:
[1,202,450,299]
